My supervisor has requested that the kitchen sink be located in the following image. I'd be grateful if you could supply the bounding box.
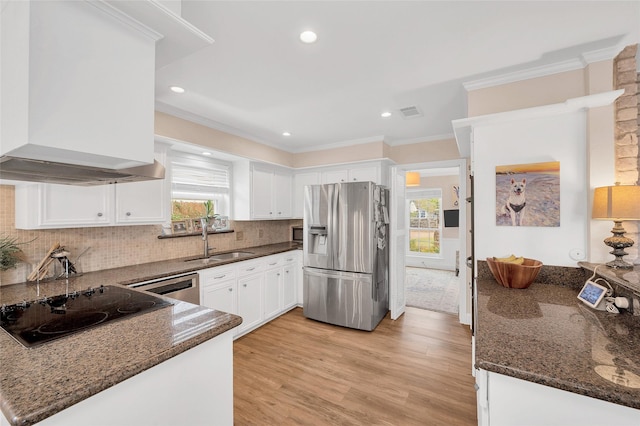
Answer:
[184,251,254,263]
[208,251,254,261]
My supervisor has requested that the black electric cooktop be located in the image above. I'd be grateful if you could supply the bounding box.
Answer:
[0,285,173,348]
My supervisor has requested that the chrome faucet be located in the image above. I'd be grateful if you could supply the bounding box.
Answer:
[201,217,210,258]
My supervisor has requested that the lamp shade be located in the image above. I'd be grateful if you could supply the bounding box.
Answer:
[406,172,420,187]
[592,185,640,220]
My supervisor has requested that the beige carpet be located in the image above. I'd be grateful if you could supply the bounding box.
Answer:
[405,267,459,315]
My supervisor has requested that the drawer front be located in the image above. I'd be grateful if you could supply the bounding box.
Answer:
[199,265,237,286]
[237,259,265,277]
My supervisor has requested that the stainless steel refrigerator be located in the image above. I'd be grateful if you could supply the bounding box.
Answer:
[303,181,389,331]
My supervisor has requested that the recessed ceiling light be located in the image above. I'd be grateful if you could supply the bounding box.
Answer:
[170,86,185,93]
[299,30,317,44]
[202,151,212,156]
[381,111,392,118]
[282,131,291,137]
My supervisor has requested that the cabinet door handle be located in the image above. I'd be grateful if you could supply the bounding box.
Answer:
[228,288,233,292]
[214,275,226,279]
[285,270,289,274]
[243,283,247,287]
[352,178,356,181]
[277,273,281,276]
[97,212,103,217]
[269,262,277,266]
[246,267,255,271]
[126,212,131,216]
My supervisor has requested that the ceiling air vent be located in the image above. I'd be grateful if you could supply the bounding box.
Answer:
[399,105,422,119]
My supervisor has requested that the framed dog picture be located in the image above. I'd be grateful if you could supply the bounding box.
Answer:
[495,161,560,227]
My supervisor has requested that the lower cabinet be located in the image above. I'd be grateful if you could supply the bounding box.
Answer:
[476,369,640,426]
[236,273,264,335]
[198,250,301,339]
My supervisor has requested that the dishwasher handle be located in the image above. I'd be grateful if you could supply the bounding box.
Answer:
[130,274,198,295]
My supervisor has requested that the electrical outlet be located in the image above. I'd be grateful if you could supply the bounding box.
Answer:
[258,229,264,238]
[236,231,244,241]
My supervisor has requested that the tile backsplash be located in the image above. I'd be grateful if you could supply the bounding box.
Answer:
[0,185,301,286]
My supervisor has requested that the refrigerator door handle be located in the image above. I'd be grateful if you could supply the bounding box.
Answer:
[330,184,339,269]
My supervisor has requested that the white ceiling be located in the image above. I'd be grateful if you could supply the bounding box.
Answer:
[154,1,640,154]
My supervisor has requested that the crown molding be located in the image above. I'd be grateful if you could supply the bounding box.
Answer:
[452,90,625,158]
[386,133,455,147]
[463,44,625,91]
[290,135,385,154]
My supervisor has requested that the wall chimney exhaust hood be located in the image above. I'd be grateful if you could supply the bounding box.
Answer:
[0,156,165,186]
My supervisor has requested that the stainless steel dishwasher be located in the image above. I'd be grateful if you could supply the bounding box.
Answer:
[128,273,200,304]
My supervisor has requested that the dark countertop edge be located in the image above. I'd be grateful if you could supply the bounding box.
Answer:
[578,262,640,295]
[475,360,640,410]
[3,311,243,426]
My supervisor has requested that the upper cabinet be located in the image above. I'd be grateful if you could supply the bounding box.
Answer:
[233,162,293,220]
[321,164,380,184]
[291,162,390,218]
[292,172,321,218]
[14,144,169,229]
[1,1,158,169]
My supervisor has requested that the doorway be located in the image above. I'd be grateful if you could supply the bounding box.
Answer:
[391,159,469,324]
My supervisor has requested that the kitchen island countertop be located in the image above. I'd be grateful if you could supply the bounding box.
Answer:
[0,241,300,425]
[475,275,640,410]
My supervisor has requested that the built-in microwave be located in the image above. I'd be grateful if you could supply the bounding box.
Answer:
[292,226,303,243]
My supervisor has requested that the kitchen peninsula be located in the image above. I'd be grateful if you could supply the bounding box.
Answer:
[0,242,300,426]
[474,262,640,426]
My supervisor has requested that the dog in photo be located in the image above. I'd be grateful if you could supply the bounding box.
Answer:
[501,178,526,226]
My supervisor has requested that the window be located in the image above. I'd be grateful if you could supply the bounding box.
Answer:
[170,153,231,221]
[408,189,441,255]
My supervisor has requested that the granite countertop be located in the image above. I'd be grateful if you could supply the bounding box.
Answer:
[476,277,640,410]
[579,262,640,295]
[0,242,300,425]
[0,242,302,305]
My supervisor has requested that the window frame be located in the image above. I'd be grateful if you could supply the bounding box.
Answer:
[169,151,233,219]
[407,188,443,257]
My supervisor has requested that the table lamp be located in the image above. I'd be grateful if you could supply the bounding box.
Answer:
[592,184,640,269]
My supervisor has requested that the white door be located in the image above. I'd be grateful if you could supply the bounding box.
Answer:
[389,167,406,320]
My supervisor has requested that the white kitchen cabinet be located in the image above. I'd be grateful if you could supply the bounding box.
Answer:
[233,162,293,220]
[476,369,640,426]
[199,265,237,313]
[282,253,299,310]
[197,251,301,339]
[320,164,381,184]
[14,144,168,229]
[115,180,168,224]
[201,281,236,315]
[264,256,283,320]
[237,274,264,335]
[35,184,113,228]
[293,171,320,218]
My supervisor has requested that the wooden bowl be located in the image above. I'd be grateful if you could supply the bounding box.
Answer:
[486,257,542,289]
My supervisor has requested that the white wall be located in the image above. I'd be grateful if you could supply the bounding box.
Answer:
[474,111,588,267]
[406,237,459,271]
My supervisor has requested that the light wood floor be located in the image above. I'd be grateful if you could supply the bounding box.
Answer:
[234,307,477,425]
